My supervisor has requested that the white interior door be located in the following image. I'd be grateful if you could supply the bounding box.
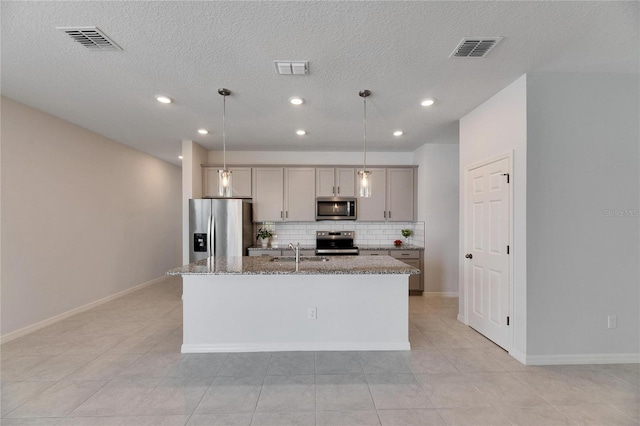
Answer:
[465,157,511,350]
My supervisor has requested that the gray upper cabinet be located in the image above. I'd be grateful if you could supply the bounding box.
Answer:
[316,168,355,197]
[253,167,315,222]
[386,168,415,221]
[205,165,415,222]
[285,168,316,221]
[203,167,252,198]
[356,168,387,221]
[316,168,335,197]
[357,167,415,221]
[252,168,284,221]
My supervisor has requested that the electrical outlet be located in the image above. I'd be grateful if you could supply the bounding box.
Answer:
[608,315,617,329]
[308,307,317,320]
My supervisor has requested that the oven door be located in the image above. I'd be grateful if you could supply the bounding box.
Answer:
[315,248,359,256]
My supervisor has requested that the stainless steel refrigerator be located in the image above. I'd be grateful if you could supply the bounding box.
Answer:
[189,198,253,262]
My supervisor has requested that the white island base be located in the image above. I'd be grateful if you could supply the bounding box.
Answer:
[181,274,410,353]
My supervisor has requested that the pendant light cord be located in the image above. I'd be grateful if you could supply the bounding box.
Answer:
[363,95,367,171]
[222,93,227,170]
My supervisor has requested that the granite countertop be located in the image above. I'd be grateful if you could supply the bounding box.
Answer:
[248,244,423,251]
[248,245,315,251]
[167,255,420,276]
[358,244,423,251]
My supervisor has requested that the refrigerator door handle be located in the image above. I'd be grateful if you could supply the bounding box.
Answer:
[212,214,216,257]
[207,213,213,257]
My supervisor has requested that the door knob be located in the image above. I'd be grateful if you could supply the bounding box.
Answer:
[465,253,473,259]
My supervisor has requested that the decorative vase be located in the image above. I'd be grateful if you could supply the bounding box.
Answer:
[260,238,270,248]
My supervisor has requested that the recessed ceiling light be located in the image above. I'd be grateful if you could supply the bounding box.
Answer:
[178,155,183,160]
[197,129,209,135]
[296,130,306,136]
[393,130,403,136]
[156,95,173,104]
[420,98,435,107]
[289,97,304,105]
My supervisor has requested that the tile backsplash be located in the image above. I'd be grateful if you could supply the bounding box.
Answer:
[254,221,424,248]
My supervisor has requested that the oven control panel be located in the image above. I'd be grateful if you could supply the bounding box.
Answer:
[316,231,354,239]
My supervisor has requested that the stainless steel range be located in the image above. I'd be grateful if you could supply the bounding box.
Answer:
[315,231,359,256]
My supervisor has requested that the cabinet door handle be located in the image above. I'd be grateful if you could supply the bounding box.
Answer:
[384,211,387,219]
[401,253,409,256]
[333,186,335,194]
[286,211,288,219]
[371,253,379,256]
[281,211,283,219]
[389,211,392,218]
[337,186,340,194]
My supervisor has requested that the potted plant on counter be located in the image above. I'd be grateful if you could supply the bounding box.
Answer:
[257,227,273,248]
[401,229,412,246]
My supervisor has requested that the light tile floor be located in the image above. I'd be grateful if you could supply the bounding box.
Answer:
[1,276,638,425]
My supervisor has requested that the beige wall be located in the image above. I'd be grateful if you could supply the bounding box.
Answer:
[413,143,459,295]
[525,73,639,359]
[1,96,182,338]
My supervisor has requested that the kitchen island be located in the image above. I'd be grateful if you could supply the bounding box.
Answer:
[167,255,419,353]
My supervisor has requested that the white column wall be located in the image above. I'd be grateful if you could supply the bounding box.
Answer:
[459,75,528,359]
[181,140,207,264]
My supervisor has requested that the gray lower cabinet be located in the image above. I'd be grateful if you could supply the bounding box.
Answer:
[401,259,421,292]
[359,250,387,258]
[361,249,423,294]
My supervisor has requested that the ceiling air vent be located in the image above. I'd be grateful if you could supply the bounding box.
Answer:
[57,26,123,51]
[274,61,309,75]
[450,37,502,58]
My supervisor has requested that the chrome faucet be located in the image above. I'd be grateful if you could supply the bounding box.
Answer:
[288,242,301,263]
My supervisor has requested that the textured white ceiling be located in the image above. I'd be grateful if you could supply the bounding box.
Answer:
[2,1,638,165]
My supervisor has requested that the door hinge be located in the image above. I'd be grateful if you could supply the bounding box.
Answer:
[502,173,510,183]
[507,245,510,255]
[507,316,510,326]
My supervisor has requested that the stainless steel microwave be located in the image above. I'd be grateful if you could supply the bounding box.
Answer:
[316,197,357,221]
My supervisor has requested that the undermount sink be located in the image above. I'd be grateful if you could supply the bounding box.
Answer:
[270,256,329,262]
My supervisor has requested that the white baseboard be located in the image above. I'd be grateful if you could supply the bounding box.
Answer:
[0,275,170,344]
[524,352,640,365]
[423,292,459,297]
[509,349,527,365]
[182,341,411,353]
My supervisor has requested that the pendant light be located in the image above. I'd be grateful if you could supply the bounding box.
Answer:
[357,89,372,198]
[218,88,232,197]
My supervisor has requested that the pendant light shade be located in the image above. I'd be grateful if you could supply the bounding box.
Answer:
[357,90,372,198]
[218,88,232,197]
[358,169,371,198]
[218,169,232,197]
